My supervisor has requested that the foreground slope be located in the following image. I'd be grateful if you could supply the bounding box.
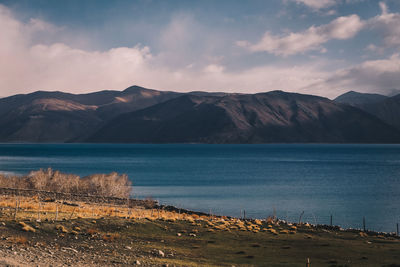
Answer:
[88,91,400,143]
[0,192,399,267]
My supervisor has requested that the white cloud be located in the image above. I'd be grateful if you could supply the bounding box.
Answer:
[286,0,366,11]
[238,14,364,56]
[365,44,384,54]
[204,64,225,74]
[367,2,400,48]
[287,0,338,10]
[309,53,400,96]
[243,1,400,57]
[0,4,154,94]
[1,3,399,100]
[0,4,331,97]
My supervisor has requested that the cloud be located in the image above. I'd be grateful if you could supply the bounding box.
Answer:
[367,2,400,48]
[0,3,399,100]
[0,4,154,94]
[0,4,331,97]
[238,14,364,56]
[285,0,366,11]
[286,0,338,10]
[204,64,225,74]
[308,53,400,96]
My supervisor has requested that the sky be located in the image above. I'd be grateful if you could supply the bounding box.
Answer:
[0,0,399,99]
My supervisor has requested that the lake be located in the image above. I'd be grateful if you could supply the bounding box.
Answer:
[0,144,399,232]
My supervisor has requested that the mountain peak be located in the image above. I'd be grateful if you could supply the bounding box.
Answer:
[335,91,387,106]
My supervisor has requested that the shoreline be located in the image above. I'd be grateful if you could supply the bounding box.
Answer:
[1,187,398,237]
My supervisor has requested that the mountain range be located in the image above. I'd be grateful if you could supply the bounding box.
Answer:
[1,86,400,143]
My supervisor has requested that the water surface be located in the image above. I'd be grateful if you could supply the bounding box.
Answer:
[0,144,399,232]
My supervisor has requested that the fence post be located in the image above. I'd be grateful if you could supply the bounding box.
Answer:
[36,194,42,222]
[298,211,304,224]
[14,199,18,220]
[363,217,366,232]
[396,223,399,237]
[330,215,332,226]
[69,207,76,220]
[37,201,42,222]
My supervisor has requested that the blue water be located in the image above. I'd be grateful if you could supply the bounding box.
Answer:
[0,144,399,233]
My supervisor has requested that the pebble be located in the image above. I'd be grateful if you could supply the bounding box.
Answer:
[134,260,141,265]
[158,250,165,257]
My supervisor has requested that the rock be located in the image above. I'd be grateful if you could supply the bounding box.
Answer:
[158,250,165,257]
[134,260,141,265]
[19,222,36,232]
[55,225,68,233]
[125,246,132,250]
[176,233,182,237]
[359,232,368,237]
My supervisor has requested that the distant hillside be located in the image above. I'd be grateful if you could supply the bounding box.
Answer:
[335,91,400,131]
[87,91,400,143]
[0,86,180,142]
[334,91,387,106]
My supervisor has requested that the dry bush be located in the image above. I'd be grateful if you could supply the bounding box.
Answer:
[0,168,132,198]
[80,172,131,198]
[9,236,27,245]
[87,228,98,235]
[102,233,120,242]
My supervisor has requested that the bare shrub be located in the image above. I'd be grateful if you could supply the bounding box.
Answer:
[81,173,131,198]
[0,168,132,198]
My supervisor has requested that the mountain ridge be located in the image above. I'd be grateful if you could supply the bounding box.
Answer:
[335,91,400,131]
[87,90,400,144]
[1,87,400,143]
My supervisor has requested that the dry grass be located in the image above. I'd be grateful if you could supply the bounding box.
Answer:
[0,195,264,234]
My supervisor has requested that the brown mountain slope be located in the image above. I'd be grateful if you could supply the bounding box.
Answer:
[0,86,180,142]
[87,91,400,143]
[335,91,400,130]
